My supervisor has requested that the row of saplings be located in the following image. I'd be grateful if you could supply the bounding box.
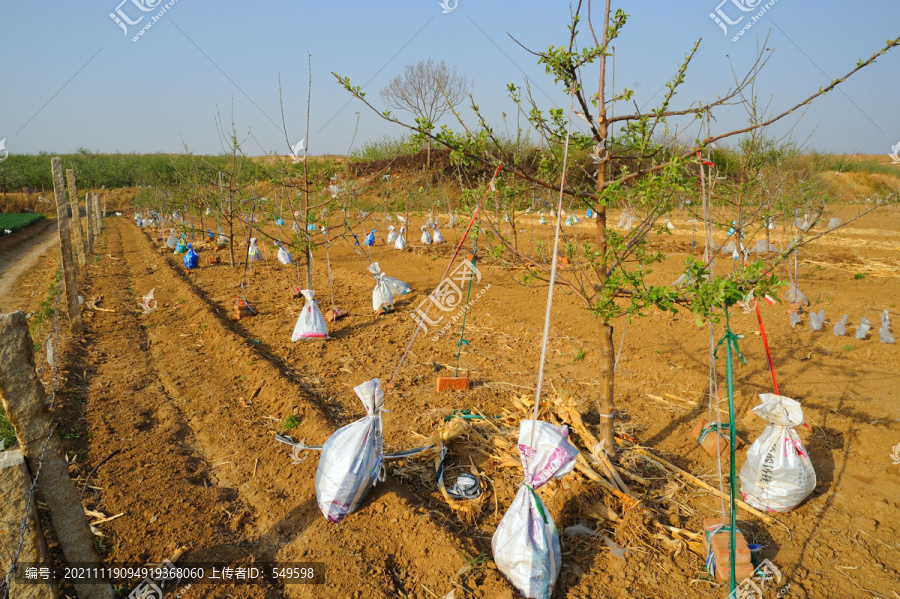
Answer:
[143,216,815,598]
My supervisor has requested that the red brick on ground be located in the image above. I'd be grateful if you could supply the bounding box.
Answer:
[436,377,469,392]
[691,417,745,457]
[703,517,754,582]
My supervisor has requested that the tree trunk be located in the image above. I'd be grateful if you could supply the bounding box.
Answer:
[594,0,615,458]
[597,317,616,455]
[594,204,616,459]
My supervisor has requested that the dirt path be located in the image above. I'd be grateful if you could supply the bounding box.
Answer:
[0,219,59,313]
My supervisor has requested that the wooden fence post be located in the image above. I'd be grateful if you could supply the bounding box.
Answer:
[65,170,86,271]
[84,192,94,255]
[0,449,59,598]
[0,311,114,599]
[50,158,83,336]
[93,194,101,233]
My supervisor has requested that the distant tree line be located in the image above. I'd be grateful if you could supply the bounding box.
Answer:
[0,150,266,193]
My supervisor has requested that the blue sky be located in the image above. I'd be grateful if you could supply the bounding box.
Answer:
[1,1,898,158]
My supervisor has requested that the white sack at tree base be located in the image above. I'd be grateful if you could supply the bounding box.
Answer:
[166,231,179,249]
[740,394,816,513]
[432,225,445,244]
[783,284,809,306]
[492,420,578,599]
[372,273,394,312]
[394,227,407,250]
[367,263,410,296]
[291,290,329,340]
[420,225,433,245]
[386,225,398,244]
[750,239,779,253]
[315,378,385,522]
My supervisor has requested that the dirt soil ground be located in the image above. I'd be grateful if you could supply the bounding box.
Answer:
[6,203,900,599]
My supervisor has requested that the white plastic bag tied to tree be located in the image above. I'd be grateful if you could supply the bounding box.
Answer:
[492,420,578,599]
[432,225,444,244]
[316,378,385,522]
[247,237,263,262]
[371,270,394,314]
[394,226,407,250]
[386,225,398,245]
[616,212,635,231]
[750,239,779,253]
[718,240,738,255]
[827,217,841,230]
[834,314,848,336]
[165,230,179,249]
[740,394,816,513]
[291,290,328,340]
[367,263,409,297]
[856,316,871,339]
[809,309,825,331]
[880,309,895,343]
[420,225,433,245]
[275,241,293,265]
[783,284,808,307]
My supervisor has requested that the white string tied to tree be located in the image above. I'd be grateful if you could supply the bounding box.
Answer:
[527,85,577,461]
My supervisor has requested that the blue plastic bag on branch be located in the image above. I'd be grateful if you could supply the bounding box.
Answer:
[291,290,328,340]
[365,229,376,246]
[183,244,199,269]
[492,420,578,599]
[316,378,385,522]
[740,394,816,513]
[367,262,409,297]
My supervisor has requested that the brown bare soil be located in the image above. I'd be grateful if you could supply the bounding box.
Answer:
[13,203,900,598]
